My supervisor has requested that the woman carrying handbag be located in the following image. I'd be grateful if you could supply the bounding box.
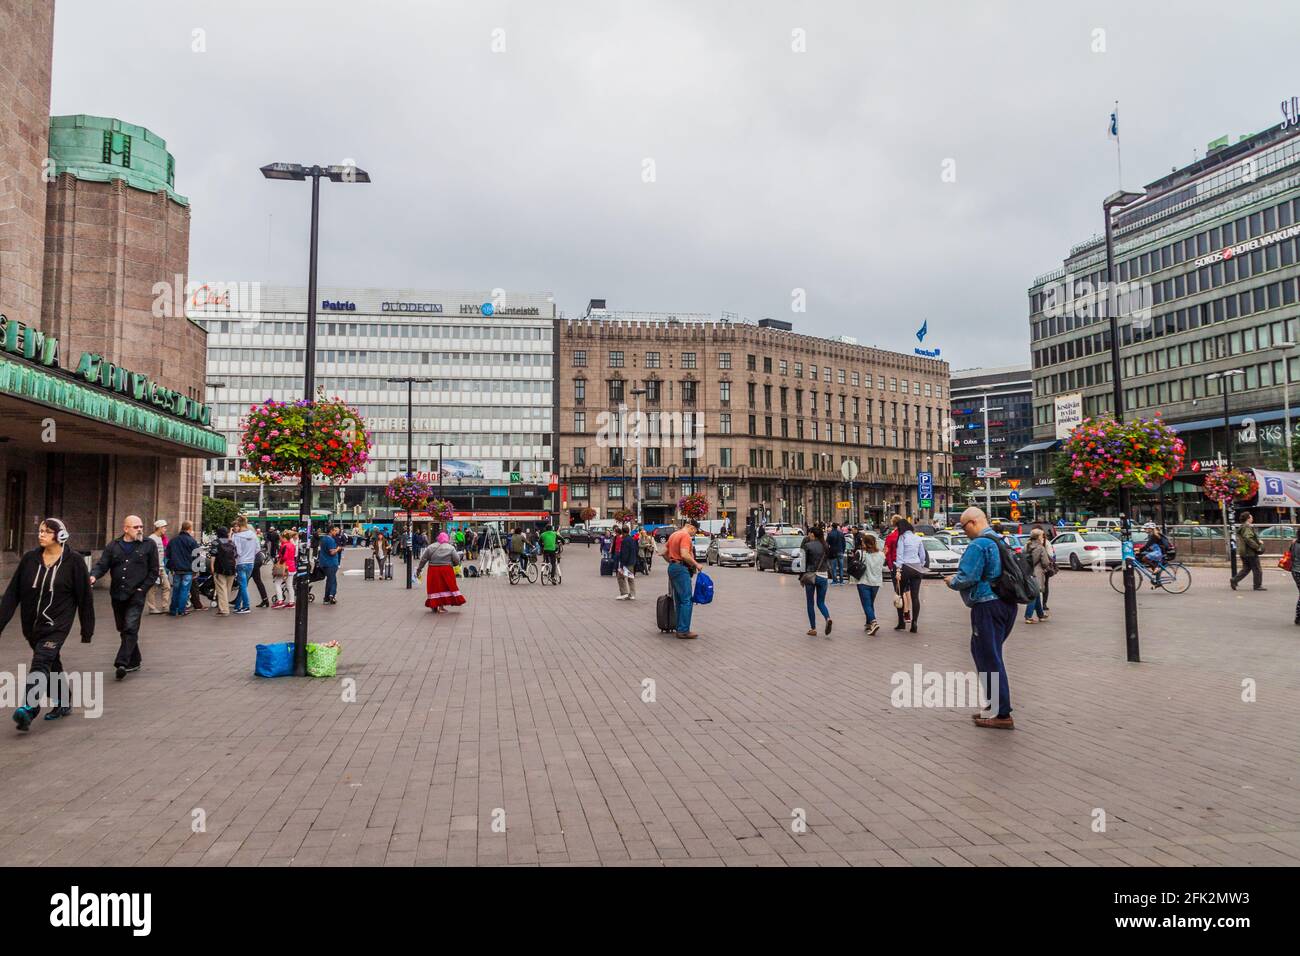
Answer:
[800,526,832,637]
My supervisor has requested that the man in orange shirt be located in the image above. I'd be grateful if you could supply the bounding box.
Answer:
[664,520,700,639]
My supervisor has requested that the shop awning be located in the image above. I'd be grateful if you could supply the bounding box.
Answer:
[1168,407,1290,434]
[1018,486,1056,499]
[1016,439,1062,454]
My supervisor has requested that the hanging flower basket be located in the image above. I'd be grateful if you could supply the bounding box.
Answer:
[578,507,597,523]
[614,510,636,524]
[385,474,433,513]
[1058,415,1186,497]
[678,492,709,522]
[240,396,370,484]
[427,498,455,522]
[1201,466,1257,503]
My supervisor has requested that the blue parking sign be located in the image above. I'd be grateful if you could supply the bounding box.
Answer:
[918,471,933,508]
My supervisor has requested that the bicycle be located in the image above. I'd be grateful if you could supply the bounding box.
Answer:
[508,552,539,585]
[539,552,562,586]
[1109,557,1191,594]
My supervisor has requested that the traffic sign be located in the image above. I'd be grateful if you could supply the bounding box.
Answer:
[976,467,1003,478]
[1009,507,1021,519]
[1008,491,1020,503]
[917,471,933,509]
[836,500,852,510]
[840,459,860,481]
[1007,479,1021,490]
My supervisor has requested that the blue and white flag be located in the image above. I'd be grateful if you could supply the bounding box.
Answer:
[1108,110,1118,139]
[915,319,928,343]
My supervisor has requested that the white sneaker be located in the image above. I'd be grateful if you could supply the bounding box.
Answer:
[627,595,636,601]
[615,594,629,600]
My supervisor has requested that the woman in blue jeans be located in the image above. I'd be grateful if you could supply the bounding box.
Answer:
[852,531,886,635]
[801,526,832,636]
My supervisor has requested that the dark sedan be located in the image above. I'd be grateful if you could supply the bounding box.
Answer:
[755,534,805,573]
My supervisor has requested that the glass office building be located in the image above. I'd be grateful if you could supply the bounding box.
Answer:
[1026,120,1300,520]
[949,365,1033,520]
[189,286,557,523]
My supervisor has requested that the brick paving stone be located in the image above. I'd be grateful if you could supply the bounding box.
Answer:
[0,551,1295,866]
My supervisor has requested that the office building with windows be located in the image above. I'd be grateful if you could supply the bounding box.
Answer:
[191,287,557,523]
[1027,119,1300,519]
[557,301,951,533]
[949,365,1033,519]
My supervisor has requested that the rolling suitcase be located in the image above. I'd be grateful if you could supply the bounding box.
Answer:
[600,555,615,576]
[364,557,375,580]
[656,592,676,633]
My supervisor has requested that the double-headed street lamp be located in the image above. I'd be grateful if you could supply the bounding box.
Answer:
[631,388,647,527]
[1208,368,1245,578]
[1103,188,1145,663]
[386,376,433,589]
[260,161,370,676]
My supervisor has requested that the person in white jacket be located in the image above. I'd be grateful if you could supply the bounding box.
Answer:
[230,516,260,614]
[851,531,887,635]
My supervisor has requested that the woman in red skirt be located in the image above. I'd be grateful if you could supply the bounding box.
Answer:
[416,532,465,613]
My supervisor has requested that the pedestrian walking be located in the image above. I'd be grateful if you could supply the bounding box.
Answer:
[372,531,391,580]
[230,516,259,613]
[893,518,926,633]
[1230,512,1266,591]
[664,520,701,638]
[251,546,271,607]
[851,531,885,635]
[827,522,846,584]
[416,532,465,612]
[88,514,157,681]
[946,507,1018,730]
[1288,531,1300,626]
[272,528,298,608]
[264,524,281,564]
[1023,528,1051,623]
[145,519,171,614]
[164,521,201,616]
[319,524,344,604]
[210,527,238,615]
[800,526,833,637]
[1,519,95,730]
[615,525,638,600]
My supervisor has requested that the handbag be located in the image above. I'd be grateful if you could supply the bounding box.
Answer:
[272,560,287,579]
[847,551,866,580]
[798,571,817,587]
[893,594,905,609]
[1280,549,1294,571]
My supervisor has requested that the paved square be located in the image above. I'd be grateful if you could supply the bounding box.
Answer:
[0,549,1296,867]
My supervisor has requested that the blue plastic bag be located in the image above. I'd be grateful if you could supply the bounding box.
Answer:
[693,570,714,605]
[255,642,295,678]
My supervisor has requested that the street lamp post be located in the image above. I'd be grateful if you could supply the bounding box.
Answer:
[1277,342,1297,524]
[980,395,1004,518]
[205,381,226,501]
[1208,368,1245,578]
[387,376,433,590]
[1104,188,1145,664]
[631,388,646,526]
[261,161,370,677]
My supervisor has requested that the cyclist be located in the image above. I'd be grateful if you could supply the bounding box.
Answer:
[1136,522,1168,586]
[539,523,561,582]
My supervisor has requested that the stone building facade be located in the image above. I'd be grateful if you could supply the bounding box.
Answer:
[556,308,951,533]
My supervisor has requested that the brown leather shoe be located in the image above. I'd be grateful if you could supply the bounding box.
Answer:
[973,715,1014,730]
[677,631,699,640]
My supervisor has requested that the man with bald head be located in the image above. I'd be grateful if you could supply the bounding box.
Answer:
[90,514,158,681]
[945,507,1017,729]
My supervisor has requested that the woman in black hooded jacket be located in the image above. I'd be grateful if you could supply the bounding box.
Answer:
[0,519,95,730]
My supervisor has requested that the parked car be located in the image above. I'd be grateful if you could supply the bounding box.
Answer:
[920,537,960,577]
[691,534,712,561]
[1257,524,1300,539]
[990,520,1023,534]
[562,527,595,544]
[1085,517,1125,532]
[1051,530,1123,569]
[706,537,756,567]
[932,531,969,555]
[756,534,806,573]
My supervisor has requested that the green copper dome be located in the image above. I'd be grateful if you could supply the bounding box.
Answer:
[47,115,188,205]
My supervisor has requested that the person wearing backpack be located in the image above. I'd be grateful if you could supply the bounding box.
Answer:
[211,527,238,616]
[945,507,1018,730]
[1022,528,1052,624]
[850,531,885,635]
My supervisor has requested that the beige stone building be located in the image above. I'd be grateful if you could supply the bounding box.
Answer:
[557,305,951,533]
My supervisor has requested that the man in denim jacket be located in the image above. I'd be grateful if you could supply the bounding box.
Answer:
[946,507,1017,729]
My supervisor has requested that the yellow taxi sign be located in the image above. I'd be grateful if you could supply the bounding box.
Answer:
[836,501,852,510]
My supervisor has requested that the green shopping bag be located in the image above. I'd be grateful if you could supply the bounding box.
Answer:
[305,642,341,678]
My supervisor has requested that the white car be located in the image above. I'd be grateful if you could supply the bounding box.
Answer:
[934,532,969,556]
[706,538,756,567]
[920,537,960,577]
[1052,531,1123,570]
[691,535,712,561]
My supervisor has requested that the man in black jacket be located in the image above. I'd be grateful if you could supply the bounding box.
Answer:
[90,515,158,681]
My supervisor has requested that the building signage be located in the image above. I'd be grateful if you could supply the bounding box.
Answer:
[381,301,443,313]
[2,314,210,427]
[1054,392,1084,440]
[1192,222,1300,268]
[321,300,356,311]
[913,347,941,358]
[1282,95,1300,130]
[459,303,541,317]
[1255,468,1300,506]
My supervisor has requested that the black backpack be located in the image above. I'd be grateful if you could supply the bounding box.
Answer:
[991,536,1040,605]
[214,540,238,576]
[847,550,866,580]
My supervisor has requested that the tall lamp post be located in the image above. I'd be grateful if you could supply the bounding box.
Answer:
[261,161,369,676]
[387,376,433,589]
[205,381,226,501]
[631,388,646,526]
[1208,368,1245,578]
[1103,188,1146,663]
[1276,342,1297,524]
[429,440,449,514]
[980,395,1003,518]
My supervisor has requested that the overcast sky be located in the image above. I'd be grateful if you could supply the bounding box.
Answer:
[50,0,1299,367]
